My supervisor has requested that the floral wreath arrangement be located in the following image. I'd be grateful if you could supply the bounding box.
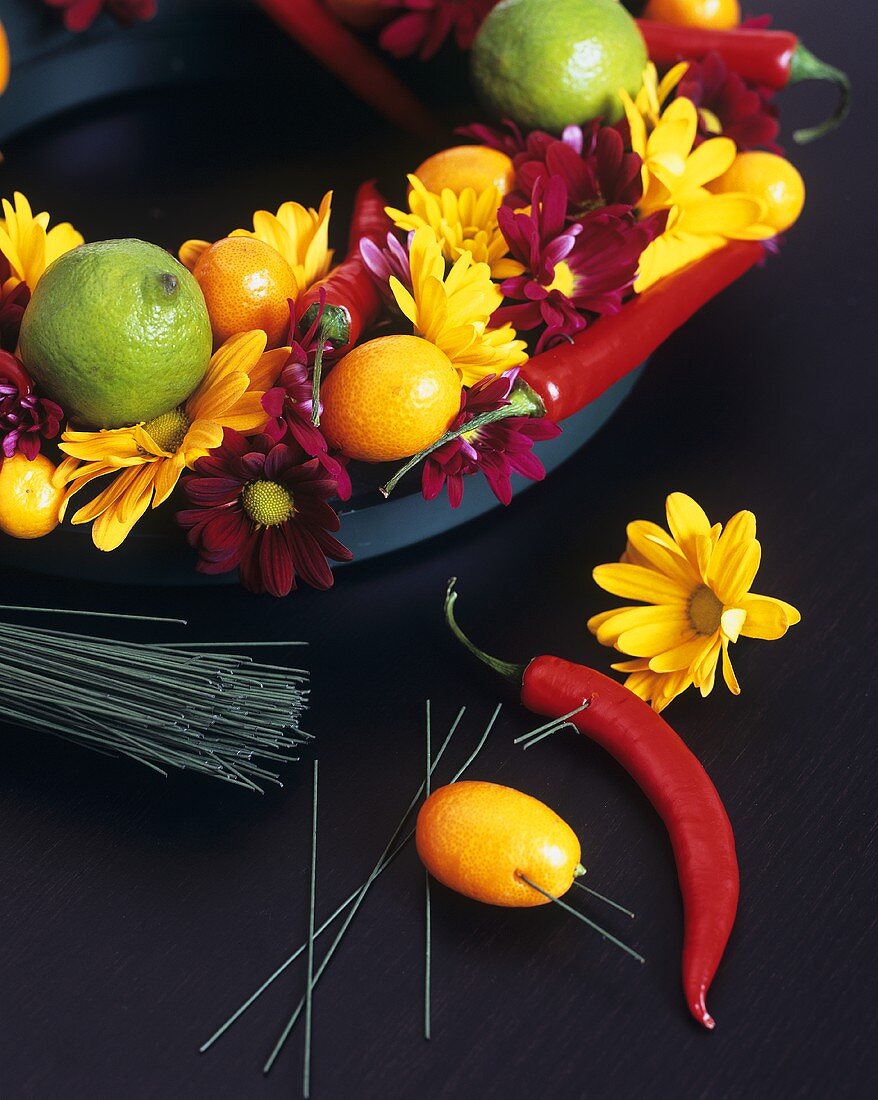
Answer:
[0,0,848,600]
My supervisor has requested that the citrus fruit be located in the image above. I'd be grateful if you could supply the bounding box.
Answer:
[19,239,211,430]
[193,236,297,349]
[0,20,10,96]
[643,0,740,30]
[416,781,582,907]
[708,152,805,233]
[0,453,64,539]
[320,335,460,464]
[413,145,516,197]
[471,0,648,132]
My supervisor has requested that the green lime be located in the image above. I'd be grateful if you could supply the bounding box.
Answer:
[471,0,647,132]
[19,239,212,430]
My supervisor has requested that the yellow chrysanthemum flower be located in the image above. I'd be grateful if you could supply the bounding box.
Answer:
[54,331,288,552]
[0,192,84,292]
[588,492,801,712]
[621,66,773,293]
[390,226,527,387]
[179,192,334,298]
[386,175,523,281]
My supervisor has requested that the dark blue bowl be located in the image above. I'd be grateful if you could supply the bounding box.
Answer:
[0,0,645,583]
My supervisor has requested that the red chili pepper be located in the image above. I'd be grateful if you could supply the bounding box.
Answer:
[252,0,439,138]
[636,19,851,143]
[297,180,392,353]
[445,580,739,1029]
[296,180,393,425]
[521,241,763,423]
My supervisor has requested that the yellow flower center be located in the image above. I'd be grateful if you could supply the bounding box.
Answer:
[688,585,723,636]
[142,407,191,454]
[241,479,294,526]
[545,261,576,298]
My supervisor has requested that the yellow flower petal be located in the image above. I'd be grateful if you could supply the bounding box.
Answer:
[721,607,746,643]
[721,640,741,695]
[615,619,696,658]
[179,239,209,272]
[665,492,711,569]
[593,562,690,604]
[648,633,716,673]
[626,520,700,588]
[738,594,799,640]
[590,603,690,647]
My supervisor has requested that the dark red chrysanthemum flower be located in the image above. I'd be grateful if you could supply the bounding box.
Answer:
[44,0,157,32]
[422,371,560,508]
[456,119,529,159]
[261,302,351,500]
[677,52,781,153]
[496,175,665,351]
[178,430,352,597]
[0,351,64,461]
[0,258,30,353]
[380,0,498,60]
[505,122,645,213]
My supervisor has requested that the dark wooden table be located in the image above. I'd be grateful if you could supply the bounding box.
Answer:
[1,2,875,1096]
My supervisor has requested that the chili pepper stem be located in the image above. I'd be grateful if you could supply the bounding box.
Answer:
[790,43,852,143]
[380,382,547,498]
[444,579,526,684]
[574,863,586,878]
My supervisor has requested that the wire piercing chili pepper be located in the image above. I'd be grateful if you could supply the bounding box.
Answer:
[636,20,851,143]
[521,240,763,423]
[296,180,393,425]
[444,579,739,1030]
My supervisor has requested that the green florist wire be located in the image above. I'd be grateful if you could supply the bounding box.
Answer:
[261,703,503,1074]
[0,605,309,790]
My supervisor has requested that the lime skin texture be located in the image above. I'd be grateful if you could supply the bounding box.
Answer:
[20,238,213,430]
[471,0,648,132]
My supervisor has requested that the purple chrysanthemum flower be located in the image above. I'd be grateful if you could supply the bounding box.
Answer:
[44,0,157,33]
[506,122,645,213]
[178,430,352,597]
[379,0,498,61]
[0,351,64,461]
[422,371,560,508]
[495,176,665,351]
[677,52,781,153]
[359,231,413,311]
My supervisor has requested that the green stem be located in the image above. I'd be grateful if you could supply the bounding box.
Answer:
[379,381,547,499]
[310,335,327,428]
[790,42,852,144]
[307,305,351,428]
[444,579,525,684]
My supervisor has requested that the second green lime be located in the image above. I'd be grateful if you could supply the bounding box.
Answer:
[19,238,212,430]
[471,0,647,132]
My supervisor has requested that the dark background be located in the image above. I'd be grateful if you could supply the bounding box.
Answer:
[1,1,876,1097]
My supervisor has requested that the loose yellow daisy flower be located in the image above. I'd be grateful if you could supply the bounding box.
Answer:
[386,175,523,281]
[0,191,84,292]
[588,492,801,711]
[179,192,334,299]
[621,68,773,293]
[390,226,527,387]
[54,331,288,552]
